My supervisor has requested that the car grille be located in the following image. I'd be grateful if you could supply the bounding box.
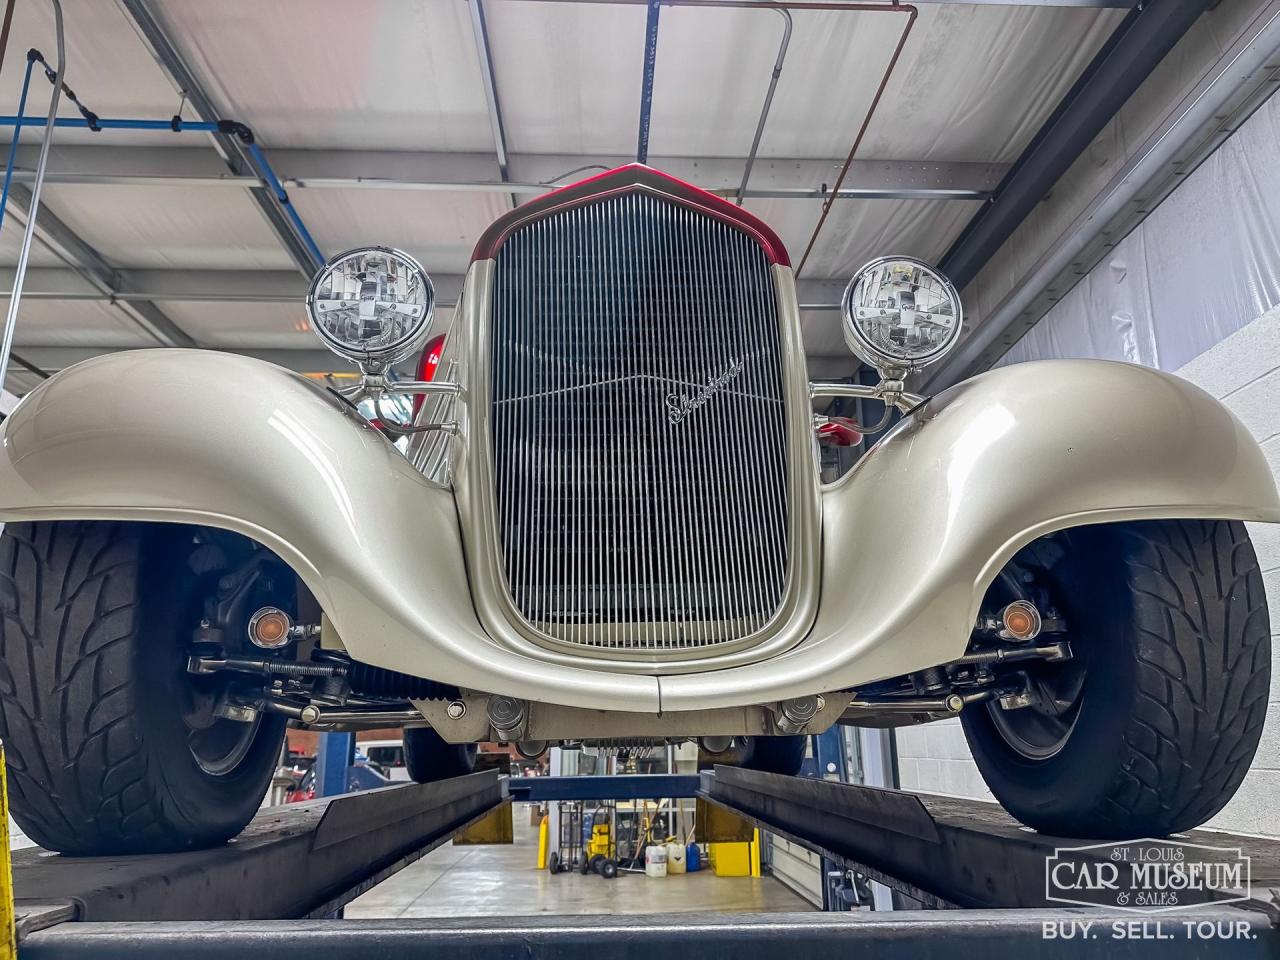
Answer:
[489,190,790,654]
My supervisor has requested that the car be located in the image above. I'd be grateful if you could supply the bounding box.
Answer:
[360,738,410,782]
[0,164,1275,855]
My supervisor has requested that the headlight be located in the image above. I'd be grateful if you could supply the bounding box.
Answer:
[841,256,962,375]
[306,246,435,370]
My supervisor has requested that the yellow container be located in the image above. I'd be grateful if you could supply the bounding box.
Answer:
[708,841,752,877]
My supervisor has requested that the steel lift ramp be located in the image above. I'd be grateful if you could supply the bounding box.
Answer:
[9,767,1280,958]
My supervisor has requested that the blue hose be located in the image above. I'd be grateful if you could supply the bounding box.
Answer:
[245,142,325,267]
[0,58,38,237]
[0,114,324,267]
[0,116,220,131]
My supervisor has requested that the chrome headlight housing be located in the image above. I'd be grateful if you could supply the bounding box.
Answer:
[306,247,435,371]
[841,256,962,376]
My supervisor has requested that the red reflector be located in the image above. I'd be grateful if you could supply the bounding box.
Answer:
[412,334,446,417]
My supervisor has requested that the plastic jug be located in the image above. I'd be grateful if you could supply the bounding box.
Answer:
[686,843,702,872]
[666,841,687,874]
[644,844,668,878]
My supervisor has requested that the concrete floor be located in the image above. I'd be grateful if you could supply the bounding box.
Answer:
[347,807,812,918]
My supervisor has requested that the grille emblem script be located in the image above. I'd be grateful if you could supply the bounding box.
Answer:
[665,357,744,424]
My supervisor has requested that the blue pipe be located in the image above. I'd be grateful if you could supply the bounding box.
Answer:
[0,58,39,237]
[245,142,325,267]
[635,0,661,164]
[0,114,325,267]
[0,115,220,131]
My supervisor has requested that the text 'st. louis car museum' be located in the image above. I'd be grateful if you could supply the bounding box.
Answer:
[0,1,1279,957]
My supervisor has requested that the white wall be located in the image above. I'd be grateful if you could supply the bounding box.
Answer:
[900,88,1280,838]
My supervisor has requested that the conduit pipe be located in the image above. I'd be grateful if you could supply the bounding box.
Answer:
[736,8,792,205]
[0,0,62,397]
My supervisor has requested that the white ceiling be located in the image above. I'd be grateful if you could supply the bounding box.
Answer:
[0,0,1124,382]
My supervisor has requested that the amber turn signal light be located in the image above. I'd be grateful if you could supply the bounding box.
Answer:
[248,606,293,649]
[1000,600,1042,642]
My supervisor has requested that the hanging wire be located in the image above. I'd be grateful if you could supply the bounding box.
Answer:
[0,0,63,396]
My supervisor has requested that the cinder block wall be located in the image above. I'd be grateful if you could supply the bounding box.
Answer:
[896,309,1280,836]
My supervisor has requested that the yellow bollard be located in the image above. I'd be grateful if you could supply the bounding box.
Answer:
[1,742,15,960]
[536,812,549,870]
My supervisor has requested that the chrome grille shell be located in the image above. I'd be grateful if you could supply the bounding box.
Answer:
[490,191,789,658]
[451,174,820,673]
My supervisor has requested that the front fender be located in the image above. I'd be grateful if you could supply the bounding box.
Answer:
[0,350,660,711]
[658,359,1280,711]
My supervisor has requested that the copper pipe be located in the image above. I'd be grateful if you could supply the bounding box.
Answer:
[796,3,917,275]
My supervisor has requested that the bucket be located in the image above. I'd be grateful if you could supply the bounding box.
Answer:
[666,841,687,874]
[644,844,668,878]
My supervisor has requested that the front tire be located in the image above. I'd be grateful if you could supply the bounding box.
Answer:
[0,521,288,855]
[963,519,1270,839]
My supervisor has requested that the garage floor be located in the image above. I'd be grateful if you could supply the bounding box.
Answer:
[347,807,812,918]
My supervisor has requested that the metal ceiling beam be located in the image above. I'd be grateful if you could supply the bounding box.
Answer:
[12,145,1007,200]
[117,0,323,276]
[910,0,1134,5]
[0,268,464,306]
[466,0,517,207]
[0,267,845,308]
[3,185,196,348]
[938,0,1214,290]
[926,0,1280,389]
[10,345,372,376]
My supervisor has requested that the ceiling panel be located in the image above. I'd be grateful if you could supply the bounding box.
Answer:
[9,297,161,347]
[746,195,983,283]
[154,0,496,152]
[648,5,1123,164]
[0,0,183,148]
[289,188,507,275]
[486,1,649,156]
[161,299,457,353]
[0,225,64,269]
[36,183,297,269]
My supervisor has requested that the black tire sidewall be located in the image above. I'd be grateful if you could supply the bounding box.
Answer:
[134,525,287,848]
[403,726,478,783]
[963,525,1142,834]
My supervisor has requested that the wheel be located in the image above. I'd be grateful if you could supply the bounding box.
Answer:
[403,726,477,783]
[963,519,1270,839]
[0,521,290,855]
[547,851,561,874]
[588,853,606,874]
[744,735,808,775]
[600,858,618,879]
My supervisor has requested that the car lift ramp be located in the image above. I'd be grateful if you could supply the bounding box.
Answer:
[698,767,1280,910]
[10,768,1280,958]
[11,770,505,935]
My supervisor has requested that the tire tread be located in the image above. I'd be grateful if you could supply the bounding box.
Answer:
[1,522,178,853]
[1104,520,1268,833]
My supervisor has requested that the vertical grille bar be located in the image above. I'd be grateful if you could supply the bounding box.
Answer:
[490,191,789,655]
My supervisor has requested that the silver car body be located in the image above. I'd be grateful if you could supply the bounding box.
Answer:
[0,167,1275,728]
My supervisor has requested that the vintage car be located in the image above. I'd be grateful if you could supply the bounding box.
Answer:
[0,165,1275,855]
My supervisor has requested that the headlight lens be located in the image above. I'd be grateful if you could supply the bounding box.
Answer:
[306,247,434,369]
[841,256,962,373]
